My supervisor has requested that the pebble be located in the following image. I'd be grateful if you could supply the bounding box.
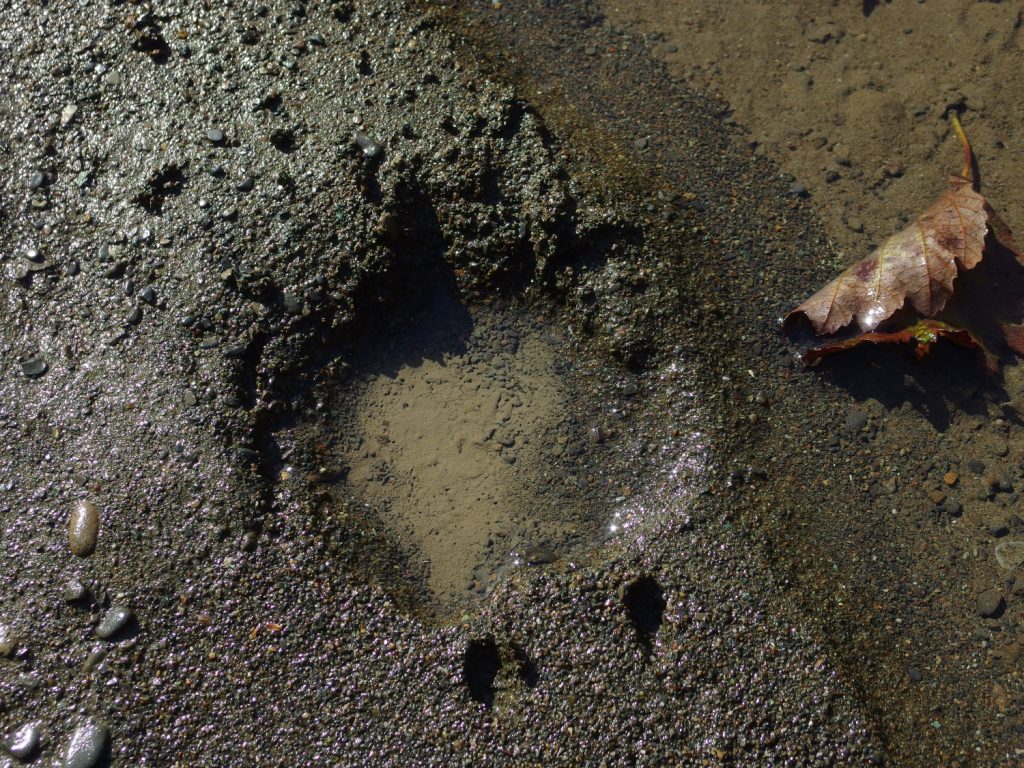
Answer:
[353,130,382,158]
[844,412,867,432]
[27,170,45,190]
[4,722,40,760]
[95,605,133,639]
[68,500,100,557]
[977,589,1005,618]
[988,522,1010,538]
[20,357,48,378]
[139,286,157,304]
[102,261,126,279]
[943,471,958,486]
[60,103,78,126]
[182,390,198,407]
[126,306,143,325]
[236,175,255,191]
[524,546,556,565]
[63,720,109,768]
[994,540,1024,570]
[207,128,226,144]
[0,623,15,657]
[789,182,809,198]
[63,578,88,603]
[907,667,922,683]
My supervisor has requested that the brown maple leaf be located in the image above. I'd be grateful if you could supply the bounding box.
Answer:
[788,169,988,335]
[786,114,1024,369]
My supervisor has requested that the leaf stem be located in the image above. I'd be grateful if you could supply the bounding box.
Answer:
[949,112,975,185]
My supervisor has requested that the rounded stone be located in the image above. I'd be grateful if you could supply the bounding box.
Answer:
[20,357,48,378]
[63,720,109,768]
[977,589,1005,618]
[68,501,100,557]
[95,605,133,639]
[0,623,15,657]
[207,128,226,144]
[994,540,1024,570]
[5,721,40,759]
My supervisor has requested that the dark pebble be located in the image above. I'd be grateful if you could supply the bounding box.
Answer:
[789,182,809,198]
[20,357,48,378]
[977,589,1005,618]
[236,175,255,191]
[5,721,40,759]
[989,523,1010,538]
[64,719,109,768]
[102,261,127,279]
[237,447,260,464]
[240,531,258,552]
[125,306,143,325]
[138,286,156,304]
[907,667,922,683]
[621,381,639,397]
[967,458,986,475]
[844,412,868,432]
[223,344,247,358]
[95,605,133,639]
[207,128,226,144]
[943,500,963,518]
[68,501,100,557]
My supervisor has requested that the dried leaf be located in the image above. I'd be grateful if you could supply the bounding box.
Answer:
[800,319,994,371]
[789,175,988,334]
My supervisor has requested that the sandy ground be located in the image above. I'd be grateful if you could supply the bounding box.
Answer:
[605,0,1024,260]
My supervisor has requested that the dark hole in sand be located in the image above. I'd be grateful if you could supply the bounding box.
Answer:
[512,643,539,689]
[623,576,666,641]
[463,637,501,707]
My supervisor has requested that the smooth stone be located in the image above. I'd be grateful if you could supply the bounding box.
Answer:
[69,501,100,557]
[978,589,1005,618]
[207,128,225,144]
[995,540,1024,570]
[524,546,556,565]
[5,722,39,760]
[63,578,88,603]
[0,623,14,657]
[95,605,133,639]
[20,357,47,378]
[63,720,109,768]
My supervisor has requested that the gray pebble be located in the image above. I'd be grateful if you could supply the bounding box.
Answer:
[126,306,143,325]
[789,182,809,198]
[907,667,922,683]
[182,390,198,407]
[138,286,156,304]
[524,546,556,565]
[63,578,88,603]
[20,357,47,378]
[977,589,1004,618]
[27,170,45,190]
[5,722,39,760]
[207,128,226,144]
[236,175,255,191]
[95,605,133,639]
[68,501,100,557]
[63,720,109,768]
[844,411,868,432]
[353,130,382,158]
[102,261,126,279]
[994,540,1024,570]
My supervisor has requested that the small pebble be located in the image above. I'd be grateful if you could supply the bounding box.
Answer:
[207,128,226,144]
[63,720,109,768]
[125,306,143,325]
[60,103,78,126]
[994,540,1024,570]
[182,390,198,407]
[95,605,133,639]
[353,130,382,158]
[977,589,1005,618]
[5,722,40,760]
[68,501,100,557]
[139,286,156,304]
[907,667,922,683]
[943,471,958,486]
[236,175,255,191]
[27,170,45,190]
[20,357,48,378]
[0,623,15,657]
[63,578,88,603]
[240,531,258,552]
[844,412,867,432]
